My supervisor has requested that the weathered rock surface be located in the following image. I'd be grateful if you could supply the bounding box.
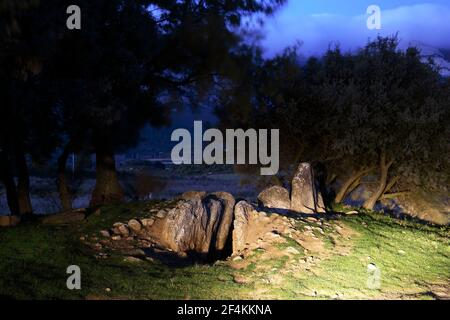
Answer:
[211,192,235,254]
[291,163,326,214]
[112,223,130,237]
[99,230,110,237]
[232,200,254,254]
[154,193,236,259]
[0,215,21,227]
[257,185,290,209]
[141,218,154,228]
[128,219,142,233]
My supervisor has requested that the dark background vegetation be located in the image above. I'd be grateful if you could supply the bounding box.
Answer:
[0,0,448,221]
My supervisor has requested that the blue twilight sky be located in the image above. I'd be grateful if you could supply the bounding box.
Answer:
[262,0,450,56]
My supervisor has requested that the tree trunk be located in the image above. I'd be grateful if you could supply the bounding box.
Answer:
[57,142,73,212]
[90,144,123,207]
[363,153,393,210]
[15,146,33,215]
[335,167,373,203]
[0,149,20,215]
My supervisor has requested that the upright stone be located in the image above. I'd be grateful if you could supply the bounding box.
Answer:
[232,200,254,254]
[211,192,235,254]
[291,163,326,214]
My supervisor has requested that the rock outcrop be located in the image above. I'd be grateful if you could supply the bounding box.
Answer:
[291,163,326,214]
[153,192,235,259]
[257,185,290,209]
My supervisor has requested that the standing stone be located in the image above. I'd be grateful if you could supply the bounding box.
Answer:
[232,201,254,254]
[291,163,326,214]
[257,185,290,209]
[211,192,235,254]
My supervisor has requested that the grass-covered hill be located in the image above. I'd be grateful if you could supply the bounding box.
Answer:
[0,202,448,300]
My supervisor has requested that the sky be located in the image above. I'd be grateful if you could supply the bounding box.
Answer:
[262,0,450,57]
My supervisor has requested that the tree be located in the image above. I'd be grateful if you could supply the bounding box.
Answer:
[221,36,449,211]
[0,0,61,215]
[49,0,286,207]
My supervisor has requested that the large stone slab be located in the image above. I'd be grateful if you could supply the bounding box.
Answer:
[156,192,235,259]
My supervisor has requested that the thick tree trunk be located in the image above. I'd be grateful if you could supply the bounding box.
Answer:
[15,147,33,215]
[0,149,20,215]
[90,144,123,206]
[57,142,72,212]
[335,167,373,203]
[363,153,393,210]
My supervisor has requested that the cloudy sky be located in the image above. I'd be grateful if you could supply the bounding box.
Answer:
[262,0,450,56]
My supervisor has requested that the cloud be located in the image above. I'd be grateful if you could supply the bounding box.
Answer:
[262,3,450,57]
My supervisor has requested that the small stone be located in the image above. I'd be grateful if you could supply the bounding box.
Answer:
[105,288,111,292]
[233,275,250,284]
[285,247,300,255]
[116,224,130,236]
[128,219,142,233]
[218,275,228,282]
[141,218,155,227]
[123,256,142,263]
[111,235,121,241]
[156,210,166,218]
[367,263,377,271]
[99,230,110,238]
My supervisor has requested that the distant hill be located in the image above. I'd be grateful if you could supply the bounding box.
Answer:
[409,41,450,77]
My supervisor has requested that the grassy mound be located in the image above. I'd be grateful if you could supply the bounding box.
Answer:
[0,201,448,300]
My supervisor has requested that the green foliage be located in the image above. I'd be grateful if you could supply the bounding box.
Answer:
[220,36,449,198]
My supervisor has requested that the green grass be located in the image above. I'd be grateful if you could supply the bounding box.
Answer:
[0,203,448,300]
[280,213,449,299]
